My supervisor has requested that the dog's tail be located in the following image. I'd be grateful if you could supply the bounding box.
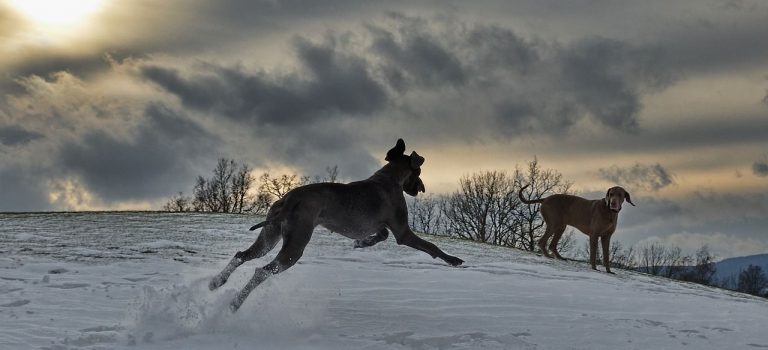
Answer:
[518,184,545,204]
[248,198,292,231]
[249,221,269,231]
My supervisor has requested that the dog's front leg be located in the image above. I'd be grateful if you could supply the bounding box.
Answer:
[389,221,463,266]
[589,235,599,271]
[600,234,614,274]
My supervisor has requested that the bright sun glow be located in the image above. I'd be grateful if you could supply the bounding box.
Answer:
[8,0,103,27]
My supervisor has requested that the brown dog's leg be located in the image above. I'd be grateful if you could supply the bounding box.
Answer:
[538,226,554,258]
[548,225,567,260]
[230,220,314,312]
[600,235,614,274]
[589,235,599,270]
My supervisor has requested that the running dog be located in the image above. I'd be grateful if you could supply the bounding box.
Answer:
[209,139,464,311]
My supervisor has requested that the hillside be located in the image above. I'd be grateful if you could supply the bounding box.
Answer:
[1,212,767,349]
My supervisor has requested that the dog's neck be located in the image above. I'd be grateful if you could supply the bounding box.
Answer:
[369,163,411,187]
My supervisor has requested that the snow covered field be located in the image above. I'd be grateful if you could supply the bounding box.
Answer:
[1,212,767,350]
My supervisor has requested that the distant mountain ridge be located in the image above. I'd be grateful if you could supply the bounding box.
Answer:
[714,253,768,288]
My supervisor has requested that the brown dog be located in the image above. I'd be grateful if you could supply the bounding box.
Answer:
[518,185,634,273]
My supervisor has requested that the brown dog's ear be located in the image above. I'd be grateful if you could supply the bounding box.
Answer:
[385,139,406,161]
[625,191,636,206]
[410,151,425,168]
[416,177,426,193]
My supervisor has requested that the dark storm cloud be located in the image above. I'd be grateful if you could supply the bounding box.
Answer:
[368,15,468,89]
[368,15,673,134]
[598,163,675,192]
[141,38,388,126]
[143,14,674,142]
[57,103,216,201]
[0,169,52,212]
[659,16,768,74]
[556,38,673,132]
[0,126,43,146]
[753,160,768,177]
[5,55,110,83]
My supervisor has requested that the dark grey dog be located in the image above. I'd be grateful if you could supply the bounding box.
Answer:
[209,139,464,312]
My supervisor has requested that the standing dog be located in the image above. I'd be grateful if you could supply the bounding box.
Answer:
[210,139,464,312]
[518,185,634,273]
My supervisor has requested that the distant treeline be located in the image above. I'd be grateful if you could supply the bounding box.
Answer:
[162,158,338,214]
[162,158,767,298]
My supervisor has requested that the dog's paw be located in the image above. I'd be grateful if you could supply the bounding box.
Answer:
[445,256,464,267]
[229,300,240,313]
[353,240,365,248]
[208,276,226,291]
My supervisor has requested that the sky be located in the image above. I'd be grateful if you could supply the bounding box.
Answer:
[1,0,767,258]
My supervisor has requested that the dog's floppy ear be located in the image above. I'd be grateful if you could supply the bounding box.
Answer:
[416,177,426,193]
[410,151,425,168]
[385,139,406,161]
[625,191,636,206]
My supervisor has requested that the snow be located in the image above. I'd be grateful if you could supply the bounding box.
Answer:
[1,212,767,350]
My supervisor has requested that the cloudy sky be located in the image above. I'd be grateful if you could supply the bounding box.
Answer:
[1,0,767,258]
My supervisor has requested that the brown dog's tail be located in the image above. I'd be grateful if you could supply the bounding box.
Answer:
[518,184,545,204]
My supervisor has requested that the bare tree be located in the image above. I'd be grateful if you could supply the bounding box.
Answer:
[190,159,256,213]
[170,160,342,214]
[193,175,220,212]
[213,159,236,212]
[577,240,635,269]
[318,165,339,183]
[555,230,577,257]
[230,163,254,214]
[514,158,574,252]
[609,242,637,269]
[162,192,191,212]
[409,194,448,235]
[737,265,768,296]
[443,170,520,246]
[639,242,668,276]
[259,172,307,199]
[251,192,272,216]
[678,245,717,285]
[662,246,688,278]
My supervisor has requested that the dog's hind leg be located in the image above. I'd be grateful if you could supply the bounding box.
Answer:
[209,223,282,291]
[229,218,314,312]
[548,225,567,260]
[537,225,554,258]
[353,228,389,248]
